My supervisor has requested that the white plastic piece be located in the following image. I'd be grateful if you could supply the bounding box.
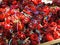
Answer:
[0,33,2,36]
[41,0,52,4]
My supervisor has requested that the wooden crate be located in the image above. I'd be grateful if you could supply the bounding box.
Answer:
[40,38,60,45]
